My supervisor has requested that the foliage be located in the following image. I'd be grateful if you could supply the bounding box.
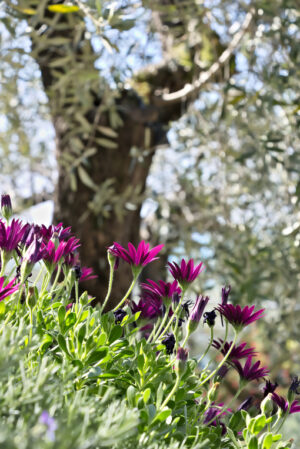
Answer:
[0,196,297,448]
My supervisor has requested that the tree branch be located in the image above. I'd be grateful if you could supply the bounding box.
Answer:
[155,7,256,105]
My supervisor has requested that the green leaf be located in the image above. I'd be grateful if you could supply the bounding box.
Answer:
[152,408,171,423]
[0,302,6,317]
[143,388,151,404]
[248,435,258,449]
[86,347,108,365]
[98,332,107,345]
[98,126,118,138]
[57,334,71,358]
[95,138,118,149]
[127,385,137,407]
[40,334,53,353]
[253,415,266,434]
[262,433,274,449]
[58,305,66,329]
[48,5,80,14]
[109,325,123,343]
[77,323,86,345]
[77,166,98,191]
[156,383,164,409]
[137,354,145,371]
[229,411,244,431]
[65,312,76,331]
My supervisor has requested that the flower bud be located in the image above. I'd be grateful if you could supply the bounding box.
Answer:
[260,393,273,416]
[26,287,37,310]
[187,295,209,334]
[175,347,188,376]
[1,194,12,221]
[207,382,220,402]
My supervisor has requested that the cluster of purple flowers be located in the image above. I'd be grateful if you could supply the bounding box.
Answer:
[0,195,96,284]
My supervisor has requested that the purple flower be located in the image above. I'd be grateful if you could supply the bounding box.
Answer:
[39,411,57,441]
[0,276,19,301]
[237,397,253,411]
[39,223,72,243]
[232,357,269,383]
[113,308,127,324]
[0,219,27,253]
[80,266,98,282]
[217,304,264,331]
[1,194,12,220]
[168,259,204,287]
[23,236,45,264]
[108,241,164,271]
[203,403,230,435]
[177,347,188,362]
[203,310,217,327]
[212,339,257,361]
[140,279,181,306]
[131,296,162,320]
[221,285,231,305]
[263,379,278,397]
[271,393,300,414]
[188,295,209,333]
[162,333,176,355]
[43,237,80,269]
[289,376,300,395]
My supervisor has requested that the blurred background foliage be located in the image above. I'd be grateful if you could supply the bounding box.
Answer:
[0,0,300,429]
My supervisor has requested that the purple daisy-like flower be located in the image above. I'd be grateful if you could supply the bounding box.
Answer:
[0,219,27,253]
[271,393,300,415]
[131,296,163,320]
[168,259,204,287]
[221,285,231,305]
[212,339,257,361]
[263,379,278,397]
[39,223,72,243]
[140,279,181,305]
[0,276,20,301]
[108,241,164,270]
[232,356,269,383]
[43,237,80,269]
[203,403,230,435]
[80,266,98,282]
[217,304,264,331]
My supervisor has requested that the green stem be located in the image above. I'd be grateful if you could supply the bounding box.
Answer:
[205,321,228,370]
[101,256,115,312]
[50,262,63,294]
[156,287,187,341]
[199,328,238,388]
[182,330,191,348]
[197,326,214,365]
[113,271,140,312]
[150,304,171,343]
[204,386,244,426]
[33,264,45,287]
[159,374,181,410]
[29,309,33,343]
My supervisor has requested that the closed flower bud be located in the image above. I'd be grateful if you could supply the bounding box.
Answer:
[176,347,188,376]
[208,382,220,402]
[260,393,274,415]
[26,287,37,310]
[187,295,209,334]
[1,194,12,221]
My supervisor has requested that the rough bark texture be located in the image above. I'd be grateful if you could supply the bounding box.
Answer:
[27,3,189,307]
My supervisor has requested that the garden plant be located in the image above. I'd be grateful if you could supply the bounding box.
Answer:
[0,194,297,449]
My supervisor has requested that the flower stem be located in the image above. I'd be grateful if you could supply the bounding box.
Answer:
[113,271,140,312]
[156,287,187,341]
[101,255,115,312]
[204,321,228,371]
[159,374,181,410]
[197,326,214,365]
[149,304,171,343]
[199,327,238,388]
